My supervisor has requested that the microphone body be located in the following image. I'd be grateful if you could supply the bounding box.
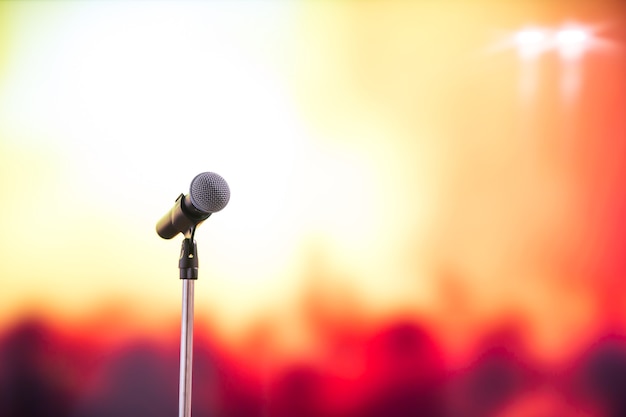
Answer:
[156,194,211,239]
[156,172,230,239]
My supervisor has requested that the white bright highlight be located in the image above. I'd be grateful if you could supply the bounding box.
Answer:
[556,28,591,60]
[514,28,549,59]
[556,28,589,45]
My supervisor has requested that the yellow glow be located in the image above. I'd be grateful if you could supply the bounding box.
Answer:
[0,1,442,337]
[0,1,307,332]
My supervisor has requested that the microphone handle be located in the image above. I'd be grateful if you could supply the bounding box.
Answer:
[156,194,211,239]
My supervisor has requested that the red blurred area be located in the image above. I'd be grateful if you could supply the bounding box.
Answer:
[2,316,626,417]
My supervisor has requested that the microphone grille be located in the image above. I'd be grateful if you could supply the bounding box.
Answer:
[189,172,231,213]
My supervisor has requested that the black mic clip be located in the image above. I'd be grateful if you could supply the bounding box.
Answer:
[179,231,199,280]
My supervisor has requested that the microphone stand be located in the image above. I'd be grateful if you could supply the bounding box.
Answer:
[178,226,199,417]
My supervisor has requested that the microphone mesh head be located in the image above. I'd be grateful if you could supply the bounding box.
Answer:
[189,172,230,213]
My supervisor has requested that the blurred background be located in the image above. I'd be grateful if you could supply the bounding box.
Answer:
[1,0,626,416]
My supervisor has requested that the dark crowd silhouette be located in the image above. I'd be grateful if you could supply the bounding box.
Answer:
[0,317,624,417]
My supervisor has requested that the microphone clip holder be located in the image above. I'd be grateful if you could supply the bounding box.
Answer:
[179,232,199,280]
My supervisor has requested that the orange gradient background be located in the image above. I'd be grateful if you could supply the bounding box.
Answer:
[1,1,626,416]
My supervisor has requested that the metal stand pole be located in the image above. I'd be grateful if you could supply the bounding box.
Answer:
[179,279,194,417]
[178,231,199,417]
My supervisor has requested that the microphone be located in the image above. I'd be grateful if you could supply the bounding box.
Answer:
[156,172,230,239]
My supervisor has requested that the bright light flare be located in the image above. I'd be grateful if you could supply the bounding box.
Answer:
[515,29,546,46]
[506,24,605,61]
[514,28,550,59]
[556,27,592,60]
[515,29,548,46]
[556,28,589,45]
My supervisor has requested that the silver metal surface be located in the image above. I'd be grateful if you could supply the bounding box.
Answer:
[179,279,195,417]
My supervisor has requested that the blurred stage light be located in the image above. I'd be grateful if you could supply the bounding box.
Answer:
[510,24,601,100]
[514,28,550,59]
[512,25,597,61]
[555,27,591,60]
[556,28,589,45]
